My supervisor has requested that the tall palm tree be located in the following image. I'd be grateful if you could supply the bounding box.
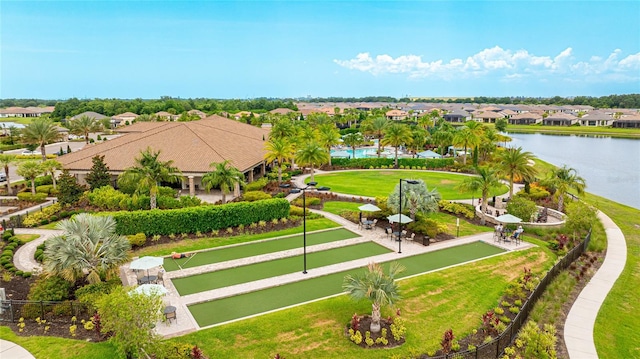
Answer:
[452,127,479,165]
[497,147,538,198]
[343,262,404,333]
[44,214,131,284]
[457,166,501,224]
[270,118,296,140]
[264,137,295,184]
[409,127,429,155]
[67,115,104,144]
[118,148,182,210]
[381,123,412,168]
[20,118,60,161]
[317,124,341,166]
[295,141,329,183]
[543,165,586,212]
[362,116,389,157]
[342,132,364,159]
[202,160,245,204]
[431,127,453,155]
[17,161,43,195]
[41,159,63,189]
[0,154,17,195]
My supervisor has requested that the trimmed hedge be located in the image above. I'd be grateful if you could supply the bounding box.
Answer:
[331,157,453,169]
[104,198,290,235]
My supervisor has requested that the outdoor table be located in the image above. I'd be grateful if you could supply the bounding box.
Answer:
[141,275,157,284]
[392,232,402,242]
[164,306,177,323]
[362,220,374,229]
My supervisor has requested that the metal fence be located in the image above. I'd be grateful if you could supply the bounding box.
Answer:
[426,229,591,359]
[0,299,90,323]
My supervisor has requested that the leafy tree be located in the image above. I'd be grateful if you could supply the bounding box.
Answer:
[16,160,43,195]
[381,123,412,168]
[44,214,131,284]
[67,114,103,144]
[565,201,597,243]
[20,118,60,161]
[202,160,245,204]
[342,132,364,159]
[57,169,86,205]
[495,118,508,132]
[431,125,454,156]
[387,179,441,220]
[118,148,182,210]
[97,286,164,359]
[543,165,586,212]
[317,124,341,166]
[85,155,112,190]
[41,159,62,189]
[343,262,404,333]
[264,137,295,184]
[457,167,502,224]
[295,141,329,183]
[0,154,17,195]
[506,196,539,223]
[361,116,389,157]
[497,147,538,198]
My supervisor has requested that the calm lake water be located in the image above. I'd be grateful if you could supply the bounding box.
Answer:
[507,133,640,210]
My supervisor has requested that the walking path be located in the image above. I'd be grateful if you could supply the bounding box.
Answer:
[12,228,63,273]
[0,339,35,359]
[564,211,627,359]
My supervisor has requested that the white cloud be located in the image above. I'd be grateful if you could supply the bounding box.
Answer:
[334,47,640,83]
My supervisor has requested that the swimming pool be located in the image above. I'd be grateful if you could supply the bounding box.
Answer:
[331,147,388,159]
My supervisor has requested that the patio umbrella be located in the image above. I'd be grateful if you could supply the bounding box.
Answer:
[358,204,381,212]
[387,213,413,224]
[495,213,522,224]
[130,256,164,277]
[133,284,168,296]
[416,150,442,159]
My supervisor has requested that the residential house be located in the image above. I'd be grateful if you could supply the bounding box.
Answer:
[187,109,207,119]
[386,109,408,121]
[155,111,181,121]
[111,112,139,128]
[473,111,505,124]
[543,112,578,126]
[443,109,471,123]
[579,111,614,127]
[509,112,543,125]
[612,114,640,128]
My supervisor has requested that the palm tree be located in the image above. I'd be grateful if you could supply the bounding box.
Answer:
[361,116,389,157]
[381,123,412,168]
[264,137,295,184]
[387,179,441,220]
[342,132,364,159]
[0,154,17,195]
[409,127,429,156]
[41,159,63,189]
[295,141,329,183]
[317,124,341,166]
[67,115,104,144]
[270,118,297,140]
[20,118,60,161]
[17,161,43,195]
[343,262,404,333]
[202,160,245,204]
[457,166,502,224]
[543,165,586,212]
[496,147,538,198]
[452,127,479,165]
[44,214,131,284]
[118,148,182,210]
[431,127,453,156]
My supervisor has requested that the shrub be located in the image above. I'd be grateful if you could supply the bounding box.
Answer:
[438,200,475,219]
[28,276,72,301]
[408,217,448,238]
[21,203,62,227]
[292,196,321,207]
[242,191,272,202]
[127,233,147,247]
[507,196,539,223]
[16,192,48,202]
[245,178,269,191]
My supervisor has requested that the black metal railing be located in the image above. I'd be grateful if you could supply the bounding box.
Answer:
[0,299,90,323]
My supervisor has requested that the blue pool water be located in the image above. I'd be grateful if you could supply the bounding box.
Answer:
[330,147,382,159]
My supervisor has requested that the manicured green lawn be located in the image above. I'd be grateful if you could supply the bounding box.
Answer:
[0,327,116,359]
[173,242,390,296]
[163,228,358,271]
[14,234,40,242]
[136,217,340,257]
[188,241,505,327]
[589,194,640,358]
[310,170,507,199]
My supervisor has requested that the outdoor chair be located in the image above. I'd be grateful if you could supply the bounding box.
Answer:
[136,271,145,285]
[372,219,378,230]
[155,271,165,286]
[384,227,392,240]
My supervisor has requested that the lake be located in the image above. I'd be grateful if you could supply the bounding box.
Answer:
[507,133,640,210]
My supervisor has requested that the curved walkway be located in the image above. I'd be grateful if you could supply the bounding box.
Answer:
[564,211,627,359]
[12,228,63,272]
[0,339,35,359]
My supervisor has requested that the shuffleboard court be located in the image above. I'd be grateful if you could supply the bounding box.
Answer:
[172,242,391,296]
[188,241,505,327]
[163,228,358,271]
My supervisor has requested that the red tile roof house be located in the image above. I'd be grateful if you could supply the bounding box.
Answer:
[58,115,270,196]
[385,109,408,121]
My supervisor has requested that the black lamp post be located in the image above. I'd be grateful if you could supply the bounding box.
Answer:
[281,181,329,274]
[398,179,419,254]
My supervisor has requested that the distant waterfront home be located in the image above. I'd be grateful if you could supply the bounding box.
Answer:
[543,112,578,126]
[58,115,270,195]
[473,111,505,124]
[443,109,471,123]
[579,111,614,127]
[509,112,543,125]
[386,109,408,121]
[612,115,640,128]
[0,106,55,118]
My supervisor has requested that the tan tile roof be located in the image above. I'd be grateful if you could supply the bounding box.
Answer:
[59,115,270,174]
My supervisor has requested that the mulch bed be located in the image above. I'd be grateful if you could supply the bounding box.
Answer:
[345,315,405,349]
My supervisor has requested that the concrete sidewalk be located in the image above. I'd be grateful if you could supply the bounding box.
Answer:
[0,339,35,359]
[564,211,627,359]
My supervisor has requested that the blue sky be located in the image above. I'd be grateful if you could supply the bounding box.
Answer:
[1,1,639,99]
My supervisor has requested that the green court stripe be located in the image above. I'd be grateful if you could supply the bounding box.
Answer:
[173,242,391,296]
[163,228,358,271]
[188,242,505,327]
